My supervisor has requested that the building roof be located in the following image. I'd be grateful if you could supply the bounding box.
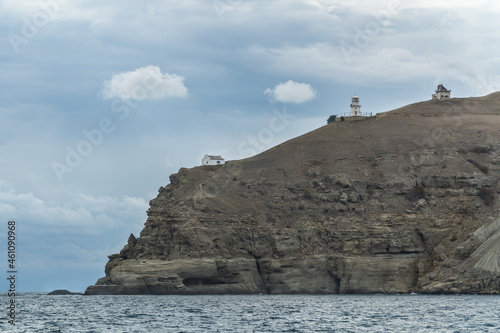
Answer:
[436,84,450,92]
[205,155,224,160]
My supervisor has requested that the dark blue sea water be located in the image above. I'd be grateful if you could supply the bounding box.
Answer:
[1,293,499,332]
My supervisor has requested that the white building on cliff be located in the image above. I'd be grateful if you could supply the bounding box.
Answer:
[202,154,225,166]
[432,84,451,100]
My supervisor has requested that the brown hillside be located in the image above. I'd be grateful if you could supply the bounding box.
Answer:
[87,92,500,295]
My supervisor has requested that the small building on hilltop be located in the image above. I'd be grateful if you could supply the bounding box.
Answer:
[327,94,372,123]
[350,95,361,116]
[202,154,225,166]
[432,84,451,100]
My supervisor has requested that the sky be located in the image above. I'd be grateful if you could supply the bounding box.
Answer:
[1,0,500,292]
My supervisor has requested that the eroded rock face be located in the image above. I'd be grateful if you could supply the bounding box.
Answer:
[86,93,500,295]
[88,258,266,295]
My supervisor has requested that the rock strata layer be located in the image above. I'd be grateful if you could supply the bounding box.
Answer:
[87,93,500,295]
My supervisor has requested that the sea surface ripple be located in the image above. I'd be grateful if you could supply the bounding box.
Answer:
[1,293,499,332]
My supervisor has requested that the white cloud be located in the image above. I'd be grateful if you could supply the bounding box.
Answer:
[265,80,317,103]
[102,65,188,100]
[0,181,148,233]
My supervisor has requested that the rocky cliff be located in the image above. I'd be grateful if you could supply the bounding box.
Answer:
[86,93,500,295]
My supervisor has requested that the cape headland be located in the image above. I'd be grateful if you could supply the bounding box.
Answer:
[86,92,500,295]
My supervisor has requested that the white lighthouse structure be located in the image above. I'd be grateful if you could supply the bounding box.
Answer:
[350,95,361,116]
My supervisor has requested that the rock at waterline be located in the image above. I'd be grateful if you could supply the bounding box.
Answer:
[48,289,83,295]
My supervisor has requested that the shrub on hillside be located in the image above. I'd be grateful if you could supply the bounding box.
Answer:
[478,187,495,206]
[467,159,489,174]
[407,185,426,201]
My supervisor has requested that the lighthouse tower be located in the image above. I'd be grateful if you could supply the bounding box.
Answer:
[350,95,361,116]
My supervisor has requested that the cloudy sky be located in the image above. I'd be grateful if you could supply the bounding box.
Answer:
[1,0,500,292]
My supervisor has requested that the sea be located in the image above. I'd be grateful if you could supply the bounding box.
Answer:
[0,293,499,332]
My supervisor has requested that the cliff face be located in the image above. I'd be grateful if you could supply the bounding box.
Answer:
[86,93,500,295]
